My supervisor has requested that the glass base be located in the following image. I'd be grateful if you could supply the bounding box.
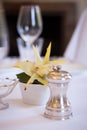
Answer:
[44,107,72,120]
[0,99,9,110]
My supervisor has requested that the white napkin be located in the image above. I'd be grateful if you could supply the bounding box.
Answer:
[64,9,87,66]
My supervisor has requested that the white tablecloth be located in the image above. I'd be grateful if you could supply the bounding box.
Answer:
[0,59,87,130]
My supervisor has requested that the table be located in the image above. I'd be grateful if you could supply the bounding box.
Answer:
[0,59,87,130]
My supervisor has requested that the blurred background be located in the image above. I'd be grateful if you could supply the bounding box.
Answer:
[1,0,87,57]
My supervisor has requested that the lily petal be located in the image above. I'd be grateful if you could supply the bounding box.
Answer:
[15,61,34,76]
[27,73,48,86]
[35,76,48,86]
[36,64,51,77]
[43,43,51,64]
[48,59,68,65]
[27,73,37,85]
[33,46,42,66]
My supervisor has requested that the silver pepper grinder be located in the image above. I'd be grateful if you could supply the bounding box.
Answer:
[44,66,72,120]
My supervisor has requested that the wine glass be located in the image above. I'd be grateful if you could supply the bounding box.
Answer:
[0,78,18,110]
[17,5,43,46]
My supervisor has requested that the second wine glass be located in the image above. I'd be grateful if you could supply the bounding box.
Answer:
[17,5,43,46]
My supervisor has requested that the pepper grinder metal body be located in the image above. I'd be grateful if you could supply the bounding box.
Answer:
[44,66,72,120]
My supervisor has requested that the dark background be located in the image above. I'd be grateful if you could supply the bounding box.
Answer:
[3,2,76,57]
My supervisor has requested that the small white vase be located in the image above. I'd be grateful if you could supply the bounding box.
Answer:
[20,83,50,106]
